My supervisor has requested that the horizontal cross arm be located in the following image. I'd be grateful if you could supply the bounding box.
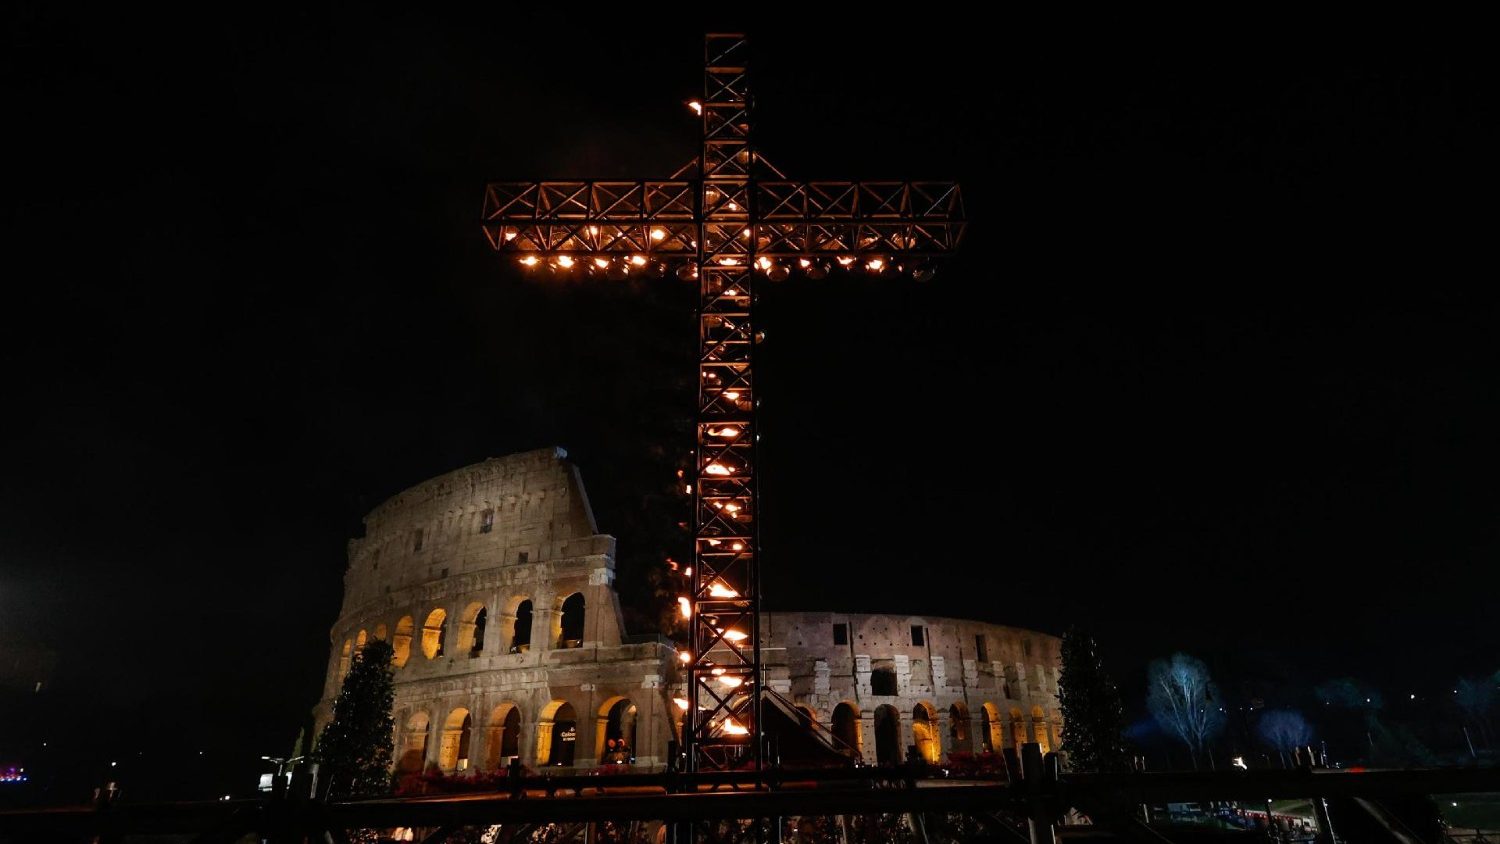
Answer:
[482,180,964,258]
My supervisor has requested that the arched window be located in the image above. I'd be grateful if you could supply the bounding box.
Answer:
[422,609,448,660]
[338,639,352,678]
[598,698,638,765]
[870,667,898,696]
[537,701,578,767]
[460,602,486,656]
[393,616,414,667]
[439,708,473,772]
[485,704,522,769]
[355,630,368,651]
[912,703,940,764]
[558,592,585,649]
[949,702,972,754]
[510,600,533,653]
[980,703,1001,753]
[396,712,430,775]
[832,702,861,758]
[1031,705,1050,753]
[874,705,901,766]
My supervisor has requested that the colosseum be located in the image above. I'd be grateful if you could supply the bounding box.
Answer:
[316,448,1062,775]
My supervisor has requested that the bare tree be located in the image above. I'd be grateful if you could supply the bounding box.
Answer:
[1455,672,1498,748]
[1257,709,1313,766]
[1147,653,1225,769]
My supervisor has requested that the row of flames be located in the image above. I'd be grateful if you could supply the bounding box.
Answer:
[516,251,934,282]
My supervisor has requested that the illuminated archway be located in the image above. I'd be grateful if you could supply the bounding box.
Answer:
[596,697,638,764]
[355,630,368,651]
[536,700,578,767]
[948,702,972,754]
[421,608,448,659]
[980,703,1002,753]
[509,599,533,653]
[338,639,352,678]
[439,708,473,772]
[832,702,861,758]
[1031,705,1050,753]
[558,592,585,649]
[1010,707,1026,749]
[912,702,940,763]
[396,711,430,775]
[874,704,901,766]
[393,616,415,667]
[460,602,486,656]
[484,703,522,769]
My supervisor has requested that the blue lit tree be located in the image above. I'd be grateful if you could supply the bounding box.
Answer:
[1146,653,1225,769]
[1455,672,1497,750]
[1256,709,1313,766]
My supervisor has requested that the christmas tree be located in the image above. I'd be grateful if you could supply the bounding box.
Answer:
[316,638,396,799]
[1058,627,1127,772]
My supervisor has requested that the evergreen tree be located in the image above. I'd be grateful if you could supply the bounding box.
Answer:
[316,638,396,800]
[1058,627,1127,771]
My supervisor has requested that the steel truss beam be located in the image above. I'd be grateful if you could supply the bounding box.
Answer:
[9,767,1500,839]
[480,33,966,774]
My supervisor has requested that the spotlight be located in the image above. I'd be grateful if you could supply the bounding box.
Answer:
[676,263,698,281]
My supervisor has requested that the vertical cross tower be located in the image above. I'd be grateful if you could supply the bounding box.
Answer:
[481,33,964,773]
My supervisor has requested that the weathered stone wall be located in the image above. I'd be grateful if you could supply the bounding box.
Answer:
[317,448,1061,775]
[316,448,677,774]
[765,612,1062,765]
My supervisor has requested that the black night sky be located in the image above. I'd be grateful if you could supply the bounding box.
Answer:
[3,8,1493,801]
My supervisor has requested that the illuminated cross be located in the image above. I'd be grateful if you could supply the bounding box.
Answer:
[481,33,964,773]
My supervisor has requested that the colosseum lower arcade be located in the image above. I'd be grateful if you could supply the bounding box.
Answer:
[315,448,1061,775]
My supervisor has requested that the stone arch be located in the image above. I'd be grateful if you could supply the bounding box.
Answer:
[912,702,940,763]
[596,697,639,765]
[557,592,585,649]
[980,702,1002,753]
[832,701,861,758]
[374,623,388,641]
[484,702,522,769]
[393,616,415,667]
[1031,705,1050,753]
[421,608,448,659]
[396,711,431,775]
[949,701,972,754]
[874,704,901,766]
[355,629,368,651]
[509,598,533,653]
[460,601,487,656]
[338,639,352,678]
[796,705,817,725]
[1009,707,1026,749]
[536,700,579,767]
[439,708,473,772]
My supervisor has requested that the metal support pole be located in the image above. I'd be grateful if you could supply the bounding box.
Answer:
[1313,796,1338,844]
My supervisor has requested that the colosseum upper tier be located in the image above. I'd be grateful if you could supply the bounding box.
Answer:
[317,448,1062,775]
